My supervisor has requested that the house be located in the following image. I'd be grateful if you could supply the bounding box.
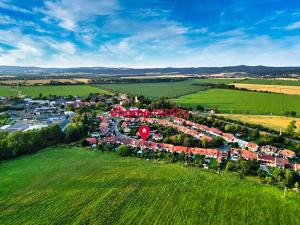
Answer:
[208,128,223,136]
[173,117,184,125]
[279,149,296,159]
[275,157,289,169]
[85,138,97,145]
[258,154,275,166]
[161,143,174,152]
[246,142,259,152]
[223,133,235,142]
[173,146,188,153]
[260,145,278,155]
[152,133,163,141]
[294,164,300,172]
[240,150,258,161]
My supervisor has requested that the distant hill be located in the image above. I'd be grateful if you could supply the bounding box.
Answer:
[1,65,300,77]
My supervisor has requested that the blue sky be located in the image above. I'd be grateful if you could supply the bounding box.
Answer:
[1,0,300,67]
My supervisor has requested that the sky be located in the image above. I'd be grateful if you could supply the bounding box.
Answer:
[1,0,300,68]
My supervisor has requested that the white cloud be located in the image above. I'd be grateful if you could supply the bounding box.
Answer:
[284,21,300,30]
[41,0,119,31]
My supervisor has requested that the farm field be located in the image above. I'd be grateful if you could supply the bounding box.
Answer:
[234,83,300,95]
[100,79,239,98]
[19,85,110,97]
[218,114,300,132]
[236,79,300,86]
[0,146,299,225]
[0,85,16,97]
[0,78,91,85]
[174,89,300,116]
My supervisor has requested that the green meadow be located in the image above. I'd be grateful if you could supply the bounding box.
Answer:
[100,79,237,98]
[0,146,299,225]
[19,85,110,97]
[236,79,300,86]
[0,86,17,97]
[174,89,300,115]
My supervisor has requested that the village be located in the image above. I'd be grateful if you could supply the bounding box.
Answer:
[85,103,300,174]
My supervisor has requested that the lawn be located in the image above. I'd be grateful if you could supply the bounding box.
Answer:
[19,85,110,97]
[0,86,16,97]
[174,89,300,116]
[0,146,299,225]
[100,79,238,98]
[236,79,300,86]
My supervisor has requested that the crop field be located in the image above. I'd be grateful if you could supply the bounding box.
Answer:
[174,89,300,116]
[234,83,300,95]
[236,79,300,86]
[0,85,16,97]
[100,79,239,98]
[19,85,110,97]
[218,114,300,132]
[0,78,91,85]
[0,146,299,225]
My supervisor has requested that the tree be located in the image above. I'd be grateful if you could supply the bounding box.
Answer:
[285,120,297,136]
[283,170,294,187]
[290,111,297,117]
[117,145,130,157]
[63,123,83,143]
[226,162,236,171]
[273,168,283,183]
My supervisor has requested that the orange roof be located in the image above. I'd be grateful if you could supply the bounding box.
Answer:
[294,164,300,172]
[279,149,296,158]
[240,150,257,160]
[85,138,97,144]
[174,146,188,153]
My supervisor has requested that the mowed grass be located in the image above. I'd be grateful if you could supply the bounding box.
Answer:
[218,114,300,132]
[174,89,300,116]
[100,79,238,98]
[19,85,110,97]
[0,146,299,225]
[0,86,16,97]
[234,83,300,95]
[237,79,300,86]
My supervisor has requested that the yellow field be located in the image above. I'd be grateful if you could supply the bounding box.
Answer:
[0,78,90,85]
[234,83,300,95]
[219,114,300,131]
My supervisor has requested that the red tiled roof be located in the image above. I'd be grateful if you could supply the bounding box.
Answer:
[246,142,259,151]
[279,149,296,158]
[240,150,257,160]
[258,154,275,163]
[85,138,97,144]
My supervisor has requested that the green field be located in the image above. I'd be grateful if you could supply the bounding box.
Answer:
[174,89,300,115]
[100,79,238,98]
[236,79,300,86]
[19,85,110,97]
[0,86,16,97]
[0,146,299,225]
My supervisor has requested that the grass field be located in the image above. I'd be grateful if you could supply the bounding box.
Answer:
[0,78,90,85]
[100,79,240,98]
[0,86,16,97]
[234,83,300,95]
[218,114,300,132]
[19,85,110,97]
[174,89,300,116]
[0,146,299,225]
[236,79,300,86]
